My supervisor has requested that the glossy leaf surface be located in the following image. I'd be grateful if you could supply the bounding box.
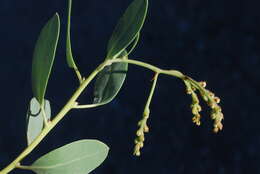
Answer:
[30,140,109,174]
[26,98,51,145]
[32,13,60,104]
[106,0,148,59]
[94,51,128,105]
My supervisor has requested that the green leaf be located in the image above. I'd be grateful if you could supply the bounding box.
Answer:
[32,13,60,105]
[66,0,78,69]
[93,51,128,105]
[106,0,148,59]
[26,98,51,145]
[29,140,109,174]
[126,32,140,56]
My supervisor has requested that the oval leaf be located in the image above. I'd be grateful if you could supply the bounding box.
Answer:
[32,13,60,105]
[29,140,109,174]
[66,0,78,69]
[26,98,51,145]
[93,51,128,105]
[106,0,148,59]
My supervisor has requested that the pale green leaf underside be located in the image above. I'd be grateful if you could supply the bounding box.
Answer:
[30,140,109,174]
[26,98,51,145]
[93,51,128,105]
[106,0,148,59]
[32,13,60,105]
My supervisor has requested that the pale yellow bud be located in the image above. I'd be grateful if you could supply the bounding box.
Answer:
[135,151,141,156]
[139,135,145,142]
[136,130,143,137]
[144,125,149,133]
[199,81,207,88]
[213,127,219,133]
[214,97,221,103]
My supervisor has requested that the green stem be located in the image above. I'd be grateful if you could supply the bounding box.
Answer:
[15,164,33,170]
[0,58,185,174]
[109,58,185,79]
[74,58,185,109]
[145,73,159,110]
[73,103,102,109]
[0,61,108,174]
[133,72,159,156]
[75,68,83,84]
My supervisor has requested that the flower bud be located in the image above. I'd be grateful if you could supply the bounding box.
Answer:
[186,89,192,95]
[214,97,221,103]
[199,81,207,88]
[135,151,141,156]
[139,135,145,142]
[197,105,202,112]
[136,130,143,137]
[213,127,219,133]
[144,125,149,133]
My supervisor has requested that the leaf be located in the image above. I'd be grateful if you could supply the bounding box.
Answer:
[29,140,109,174]
[93,51,128,105]
[26,98,51,145]
[32,13,60,105]
[126,32,140,56]
[66,0,78,69]
[106,0,148,59]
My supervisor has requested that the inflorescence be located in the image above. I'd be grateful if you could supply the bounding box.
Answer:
[134,108,150,156]
[133,75,224,156]
[184,77,224,133]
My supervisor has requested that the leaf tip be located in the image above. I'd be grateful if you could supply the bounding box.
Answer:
[91,139,110,151]
[54,12,60,18]
[53,13,61,26]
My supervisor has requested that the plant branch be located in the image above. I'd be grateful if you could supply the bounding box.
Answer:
[74,58,185,109]
[75,68,84,84]
[0,58,190,174]
[0,61,108,174]
[145,73,159,109]
[134,72,159,156]
[109,58,185,79]
[73,103,101,109]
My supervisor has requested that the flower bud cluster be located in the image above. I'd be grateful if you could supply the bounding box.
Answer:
[202,89,223,133]
[184,79,224,133]
[185,80,202,126]
[133,109,150,156]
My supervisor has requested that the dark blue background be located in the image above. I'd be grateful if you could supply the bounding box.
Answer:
[0,0,259,173]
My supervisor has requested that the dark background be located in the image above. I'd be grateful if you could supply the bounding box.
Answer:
[0,0,259,173]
